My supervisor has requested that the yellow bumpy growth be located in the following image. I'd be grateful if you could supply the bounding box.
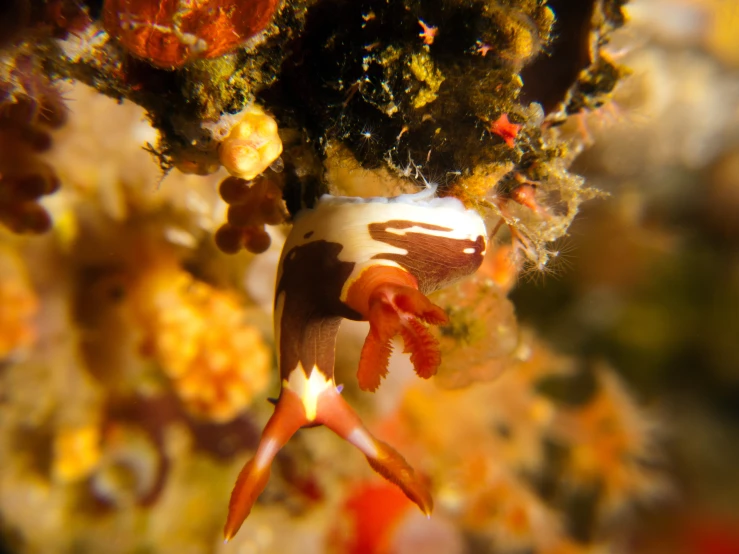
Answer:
[218,105,283,181]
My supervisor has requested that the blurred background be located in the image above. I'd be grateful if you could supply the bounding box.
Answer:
[514,0,739,550]
[1,0,739,553]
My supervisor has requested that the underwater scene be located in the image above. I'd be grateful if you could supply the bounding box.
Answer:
[1,0,738,552]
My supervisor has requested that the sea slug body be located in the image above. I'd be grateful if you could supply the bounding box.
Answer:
[224,187,487,540]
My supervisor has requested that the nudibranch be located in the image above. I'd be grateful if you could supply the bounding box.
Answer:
[224,187,488,540]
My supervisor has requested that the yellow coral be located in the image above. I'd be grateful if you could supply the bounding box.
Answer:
[408,51,445,109]
[53,425,101,482]
[131,262,271,423]
[218,104,283,181]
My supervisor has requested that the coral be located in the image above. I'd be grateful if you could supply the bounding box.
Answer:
[0,82,65,233]
[215,174,288,254]
[52,424,101,482]
[552,367,670,518]
[365,336,663,553]
[218,104,283,181]
[129,260,272,423]
[0,247,38,359]
[103,0,281,69]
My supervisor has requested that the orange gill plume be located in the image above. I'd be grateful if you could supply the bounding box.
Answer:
[224,187,487,541]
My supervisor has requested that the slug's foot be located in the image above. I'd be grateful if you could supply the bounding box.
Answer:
[224,459,271,542]
[357,277,448,391]
[225,380,433,541]
[223,389,308,542]
[366,440,434,517]
[316,387,433,518]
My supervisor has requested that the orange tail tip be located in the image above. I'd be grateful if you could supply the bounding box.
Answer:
[314,386,433,519]
[223,459,271,542]
[358,283,448,391]
[366,439,434,518]
[223,389,307,541]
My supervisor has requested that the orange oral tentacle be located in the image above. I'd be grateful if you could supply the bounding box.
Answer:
[223,389,308,542]
[316,387,433,518]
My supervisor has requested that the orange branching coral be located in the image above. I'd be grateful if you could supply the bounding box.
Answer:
[552,367,670,517]
[0,248,39,359]
[129,262,271,423]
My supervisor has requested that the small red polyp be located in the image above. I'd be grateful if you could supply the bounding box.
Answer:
[103,0,280,69]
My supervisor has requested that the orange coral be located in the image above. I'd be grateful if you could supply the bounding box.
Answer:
[367,334,661,552]
[103,0,280,69]
[376,373,563,552]
[552,368,669,516]
[130,262,271,422]
[0,249,38,359]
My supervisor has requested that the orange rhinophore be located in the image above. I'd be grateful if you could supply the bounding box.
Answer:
[103,0,280,69]
[223,188,487,541]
